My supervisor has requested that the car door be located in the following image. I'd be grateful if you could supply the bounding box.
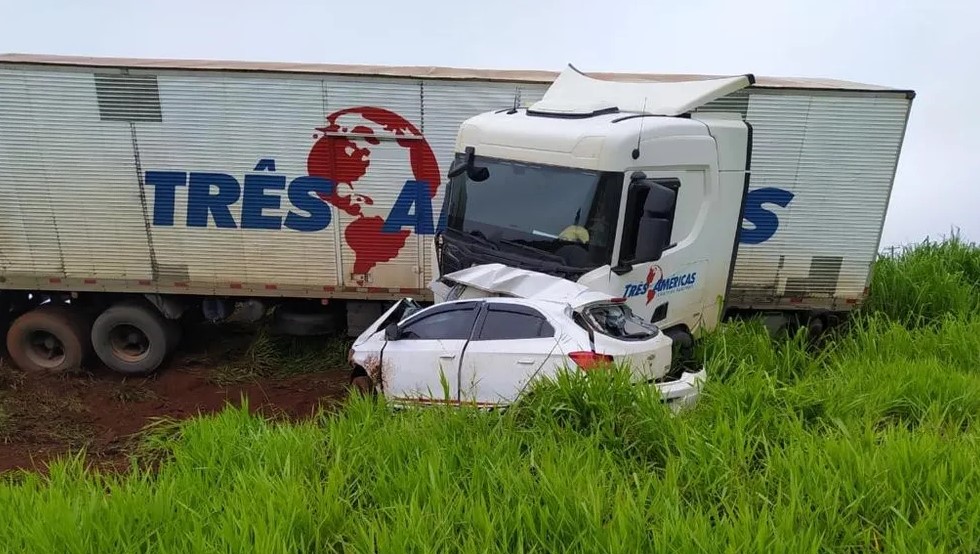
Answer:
[458,303,562,406]
[382,301,481,405]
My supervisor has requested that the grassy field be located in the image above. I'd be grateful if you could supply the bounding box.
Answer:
[0,237,978,552]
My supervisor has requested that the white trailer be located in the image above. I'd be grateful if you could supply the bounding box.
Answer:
[0,54,912,374]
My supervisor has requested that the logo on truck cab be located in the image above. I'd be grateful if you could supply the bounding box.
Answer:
[624,265,698,304]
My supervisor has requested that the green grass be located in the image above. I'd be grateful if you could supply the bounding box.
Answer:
[0,237,979,552]
[867,232,980,325]
[209,327,353,385]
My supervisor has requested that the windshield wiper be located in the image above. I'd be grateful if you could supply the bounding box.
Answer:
[443,227,498,250]
[498,239,565,263]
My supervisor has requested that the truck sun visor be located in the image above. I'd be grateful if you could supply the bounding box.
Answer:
[529,64,755,117]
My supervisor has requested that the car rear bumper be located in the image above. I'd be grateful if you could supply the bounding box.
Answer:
[654,368,706,412]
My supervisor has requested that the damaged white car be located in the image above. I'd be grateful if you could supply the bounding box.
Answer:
[348,264,705,410]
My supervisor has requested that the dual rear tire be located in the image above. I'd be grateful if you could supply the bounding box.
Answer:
[91,302,179,375]
[5,304,91,373]
[6,301,179,375]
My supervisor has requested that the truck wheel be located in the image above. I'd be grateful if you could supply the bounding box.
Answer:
[271,303,342,336]
[6,305,90,373]
[91,303,170,375]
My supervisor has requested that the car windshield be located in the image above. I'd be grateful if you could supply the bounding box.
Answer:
[444,155,623,270]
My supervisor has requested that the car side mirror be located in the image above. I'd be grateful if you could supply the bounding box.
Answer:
[384,322,402,341]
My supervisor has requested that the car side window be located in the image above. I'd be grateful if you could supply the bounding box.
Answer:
[400,304,478,340]
[475,305,555,340]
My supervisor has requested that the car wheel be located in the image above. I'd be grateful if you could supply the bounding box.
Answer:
[91,302,170,375]
[6,305,90,373]
[350,375,375,395]
[349,366,376,396]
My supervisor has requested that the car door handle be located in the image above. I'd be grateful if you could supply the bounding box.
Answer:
[518,359,535,365]
[439,354,456,360]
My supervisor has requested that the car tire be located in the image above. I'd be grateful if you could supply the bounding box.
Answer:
[91,302,171,375]
[6,305,90,373]
[349,366,376,397]
[350,375,375,395]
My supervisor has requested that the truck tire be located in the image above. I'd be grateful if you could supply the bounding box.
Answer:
[271,304,342,336]
[6,304,90,373]
[91,302,171,375]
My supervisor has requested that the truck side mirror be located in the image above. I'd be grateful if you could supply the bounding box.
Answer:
[634,217,671,262]
[384,322,402,341]
[634,181,677,262]
[468,165,490,182]
[447,146,489,182]
[616,179,678,269]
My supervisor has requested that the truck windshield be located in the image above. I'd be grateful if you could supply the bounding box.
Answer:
[444,155,623,269]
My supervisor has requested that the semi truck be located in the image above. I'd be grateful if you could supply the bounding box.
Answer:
[0,54,913,375]
[432,66,914,359]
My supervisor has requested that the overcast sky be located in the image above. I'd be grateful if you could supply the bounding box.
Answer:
[2,0,976,249]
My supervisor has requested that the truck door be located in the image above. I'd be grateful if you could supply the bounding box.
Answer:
[603,170,708,331]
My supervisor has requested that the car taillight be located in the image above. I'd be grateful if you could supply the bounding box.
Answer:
[568,351,614,371]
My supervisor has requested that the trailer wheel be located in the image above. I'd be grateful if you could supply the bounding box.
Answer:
[6,305,90,373]
[91,303,170,375]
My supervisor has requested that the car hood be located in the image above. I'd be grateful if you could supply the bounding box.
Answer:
[434,263,612,309]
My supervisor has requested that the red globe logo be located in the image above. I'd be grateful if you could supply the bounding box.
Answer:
[646,265,663,304]
[307,107,441,279]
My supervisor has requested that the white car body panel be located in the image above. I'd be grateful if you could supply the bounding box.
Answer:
[434,263,612,307]
[382,338,466,402]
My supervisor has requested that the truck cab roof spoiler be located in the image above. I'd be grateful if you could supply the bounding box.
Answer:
[529,64,755,118]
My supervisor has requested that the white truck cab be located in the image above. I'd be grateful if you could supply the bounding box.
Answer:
[435,67,755,353]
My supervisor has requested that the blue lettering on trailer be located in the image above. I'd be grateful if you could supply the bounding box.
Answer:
[145,159,444,234]
[740,187,795,245]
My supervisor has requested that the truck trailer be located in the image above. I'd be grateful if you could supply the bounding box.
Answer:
[0,54,913,374]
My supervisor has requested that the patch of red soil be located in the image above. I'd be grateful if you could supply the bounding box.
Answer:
[0,363,351,474]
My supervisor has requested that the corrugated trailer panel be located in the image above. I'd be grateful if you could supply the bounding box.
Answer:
[419,80,548,287]
[137,73,339,294]
[0,69,153,286]
[323,75,427,291]
[0,65,540,297]
[700,90,910,309]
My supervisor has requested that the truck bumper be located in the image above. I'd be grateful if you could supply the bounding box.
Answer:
[655,368,706,413]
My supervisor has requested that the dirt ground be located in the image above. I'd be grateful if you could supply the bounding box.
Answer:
[0,325,353,474]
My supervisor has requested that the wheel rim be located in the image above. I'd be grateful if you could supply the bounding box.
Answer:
[25,330,66,369]
[108,324,150,363]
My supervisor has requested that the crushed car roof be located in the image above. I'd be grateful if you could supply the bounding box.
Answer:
[437,263,614,309]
